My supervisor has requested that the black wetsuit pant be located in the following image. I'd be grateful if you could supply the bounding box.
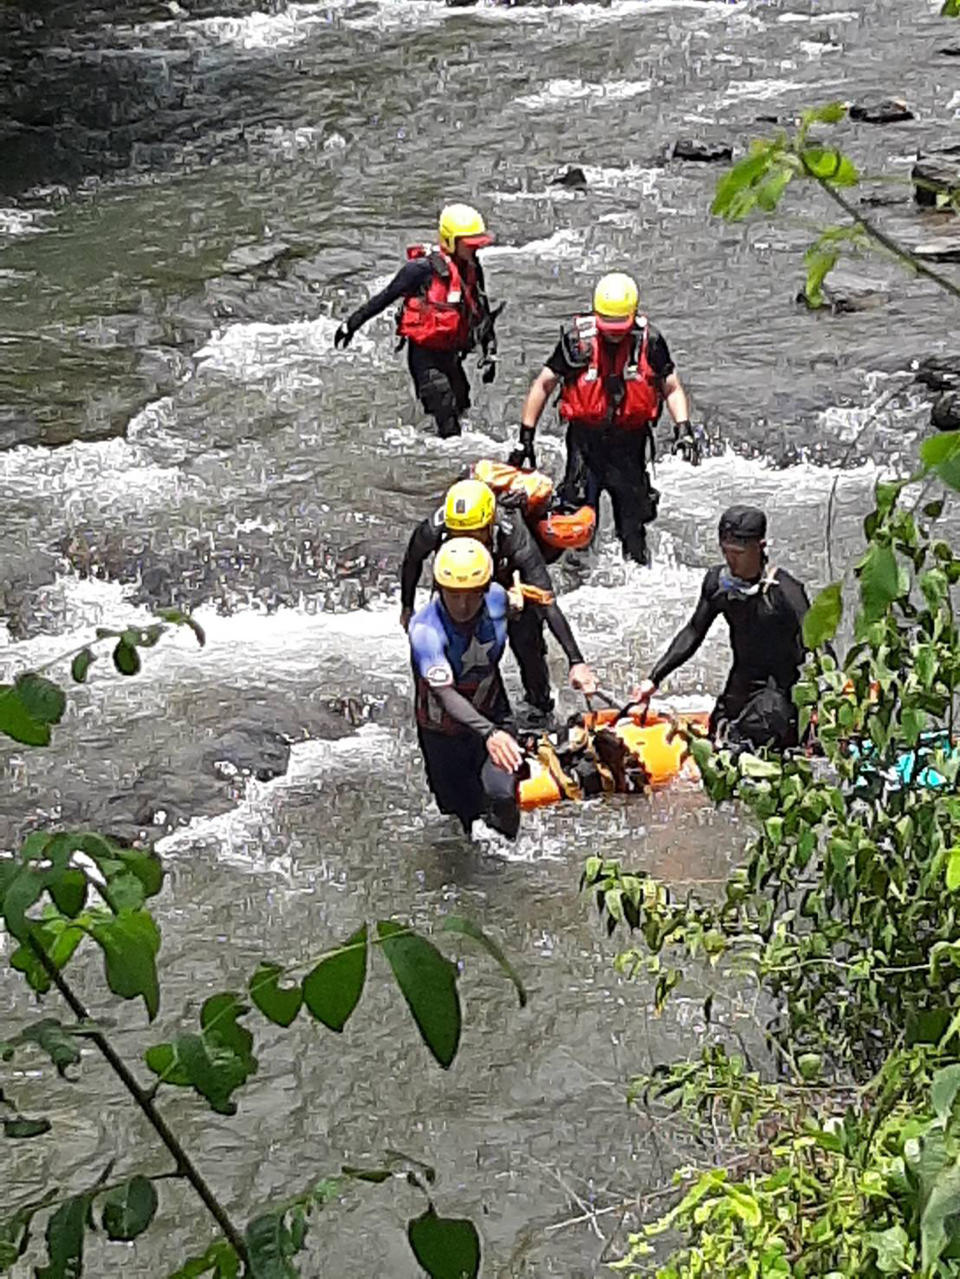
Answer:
[507,607,553,713]
[559,423,659,565]
[417,727,520,839]
[407,343,471,439]
[710,673,799,751]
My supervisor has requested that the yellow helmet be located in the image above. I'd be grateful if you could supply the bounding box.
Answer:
[444,479,496,532]
[438,203,493,254]
[593,272,639,336]
[434,537,493,590]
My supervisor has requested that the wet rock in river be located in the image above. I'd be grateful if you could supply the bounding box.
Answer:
[550,165,588,189]
[914,354,960,392]
[914,236,960,263]
[221,241,294,278]
[913,149,960,207]
[203,721,290,782]
[849,97,914,124]
[669,138,733,163]
[938,45,960,56]
[797,267,890,314]
[932,392,960,432]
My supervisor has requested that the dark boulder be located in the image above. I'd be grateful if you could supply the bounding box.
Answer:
[860,192,909,207]
[914,355,960,392]
[550,165,588,190]
[203,721,291,783]
[913,148,960,207]
[849,97,914,124]
[670,138,733,163]
[938,44,960,56]
[932,392,960,432]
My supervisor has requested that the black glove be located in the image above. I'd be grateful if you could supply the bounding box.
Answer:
[334,321,355,350]
[479,354,497,385]
[507,426,537,470]
[672,420,705,466]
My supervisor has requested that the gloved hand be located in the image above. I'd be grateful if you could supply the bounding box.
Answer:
[507,426,537,470]
[334,321,355,350]
[479,354,497,385]
[672,420,706,466]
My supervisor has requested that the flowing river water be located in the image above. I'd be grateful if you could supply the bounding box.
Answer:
[1,0,958,1273]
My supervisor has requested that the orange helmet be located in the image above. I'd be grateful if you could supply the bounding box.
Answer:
[535,505,597,552]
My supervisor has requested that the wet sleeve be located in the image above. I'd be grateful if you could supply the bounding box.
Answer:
[503,520,584,666]
[348,258,433,331]
[400,516,442,610]
[646,327,676,381]
[780,573,811,630]
[545,339,576,379]
[649,573,718,686]
[543,602,584,667]
[433,686,496,739]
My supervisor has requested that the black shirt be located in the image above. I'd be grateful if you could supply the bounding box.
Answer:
[401,508,584,666]
[348,256,492,337]
[545,321,675,383]
[650,564,810,693]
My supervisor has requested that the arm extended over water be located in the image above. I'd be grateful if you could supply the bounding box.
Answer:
[649,578,718,686]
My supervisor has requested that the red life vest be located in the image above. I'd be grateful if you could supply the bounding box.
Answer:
[396,244,480,352]
[558,316,662,431]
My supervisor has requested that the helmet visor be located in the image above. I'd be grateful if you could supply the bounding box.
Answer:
[595,312,634,337]
[457,232,494,249]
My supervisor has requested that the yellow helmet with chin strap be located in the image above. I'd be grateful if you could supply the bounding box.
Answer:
[438,203,493,254]
[434,538,493,590]
[444,479,496,532]
[593,272,639,336]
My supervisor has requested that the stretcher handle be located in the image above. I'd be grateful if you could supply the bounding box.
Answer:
[586,687,649,726]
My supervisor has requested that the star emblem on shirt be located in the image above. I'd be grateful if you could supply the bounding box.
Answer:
[459,634,494,679]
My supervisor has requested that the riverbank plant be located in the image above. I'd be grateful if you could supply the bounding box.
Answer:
[0,621,525,1277]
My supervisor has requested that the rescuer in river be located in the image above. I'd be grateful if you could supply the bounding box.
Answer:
[508,271,702,566]
[334,203,501,439]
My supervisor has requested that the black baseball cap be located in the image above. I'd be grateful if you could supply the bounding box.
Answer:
[718,505,767,544]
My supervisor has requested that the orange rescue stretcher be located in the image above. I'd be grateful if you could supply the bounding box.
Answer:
[517,706,712,811]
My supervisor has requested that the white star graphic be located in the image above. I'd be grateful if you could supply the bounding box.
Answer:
[458,634,494,679]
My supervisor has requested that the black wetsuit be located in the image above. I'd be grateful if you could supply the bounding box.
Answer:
[649,564,810,748]
[401,507,584,713]
[346,256,493,438]
[547,323,675,565]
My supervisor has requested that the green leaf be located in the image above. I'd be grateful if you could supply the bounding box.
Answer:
[738,755,782,780]
[0,685,50,746]
[35,1194,88,1279]
[10,921,85,994]
[70,649,96,683]
[302,925,367,1032]
[754,164,794,212]
[943,0,959,16]
[803,246,838,308]
[14,674,65,726]
[797,1052,823,1082]
[166,1240,240,1279]
[2,1116,51,1139]
[88,909,161,1020]
[408,1207,480,1279]
[921,1162,960,1270]
[933,1066,960,1123]
[802,101,849,127]
[801,145,859,185]
[156,608,207,648]
[440,916,527,1008]
[146,994,257,1115]
[16,1020,82,1078]
[249,963,302,1028]
[858,543,902,621]
[866,1224,910,1274]
[711,146,779,221]
[0,1189,59,1272]
[112,640,141,676]
[378,922,461,1069]
[948,849,960,892]
[49,870,88,919]
[244,1213,299,1279]
[101,1176,158,1241]
[921,431,960,490]
[803,582,843,648]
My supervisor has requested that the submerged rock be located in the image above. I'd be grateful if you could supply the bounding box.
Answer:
[221,241,293,277]
[550,165,588,189]
[849,97,914,124]
[670,138,733,163]
[932,392,960,432]
[913,149,960,207]
[938,44,960,56]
